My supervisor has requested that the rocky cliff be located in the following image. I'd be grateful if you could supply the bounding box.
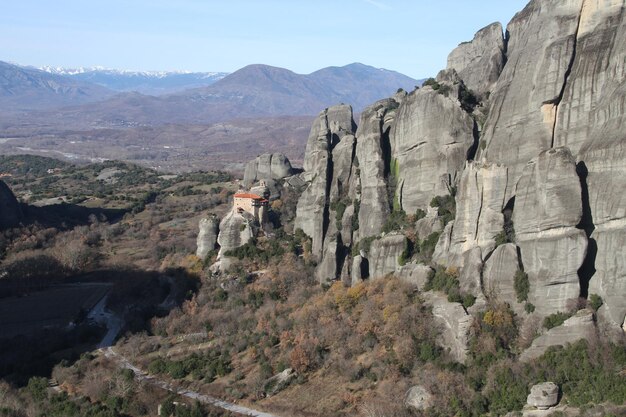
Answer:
[293,0,626,339]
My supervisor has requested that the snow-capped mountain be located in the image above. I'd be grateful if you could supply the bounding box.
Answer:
[37,66,229,95]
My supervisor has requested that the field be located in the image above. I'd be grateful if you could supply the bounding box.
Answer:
[0,283,110,338]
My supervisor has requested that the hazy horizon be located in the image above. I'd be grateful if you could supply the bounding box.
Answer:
[2,1,529,79]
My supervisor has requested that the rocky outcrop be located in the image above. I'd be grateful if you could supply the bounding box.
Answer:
[391,84,475,214]
[264,368,296,397]
[295,104,356,260]
[415,207,442,240]
[520,309,596,362]
[216,211,255,267]
[355,99,397,238]
[513,148,587,316]
[444,162,509,266]
[425,292,472,364]
[482,0,586,199]
[243,153,293,186]
[367,234,406,279]
[483,243,523,311]
[396,263,433,291]
[527,382,560,410]
[405,385,434,412]
[446,22,505,98]
[0,180,22,230]
[196,216,219,259]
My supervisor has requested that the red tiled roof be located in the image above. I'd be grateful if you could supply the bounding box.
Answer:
[234,193,264,200]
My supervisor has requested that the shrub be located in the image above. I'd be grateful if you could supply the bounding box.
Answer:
[514,270,530,303]
[382,210,409,233]
[415,208,426,221]
[524,303,535,314]
[543,312,572,330]
[588,294,603,312]
[430,194,456,225]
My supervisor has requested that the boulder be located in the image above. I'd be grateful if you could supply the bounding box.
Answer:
[446,22,505,98]
[483,243,523,311]
[368,234,406,279]
[351,255,366,287]
[425,292,473,363]
[513,148,587,316]
[396,263,433,291]
[520,309,596,362]
[390,85,475,214]
[196,216,219,259]
[243,153,293,186]
[0,180,22,230]
[415,207,443,240]
[405,385,434,411]
[526,382,559,410]
[264,368,296,397]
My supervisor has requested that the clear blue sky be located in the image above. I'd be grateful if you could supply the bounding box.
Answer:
[0,0,529,79]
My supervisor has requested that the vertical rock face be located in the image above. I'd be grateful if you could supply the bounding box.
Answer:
[0,180,22,230]
[426,292,473,364]
[367,234,406,279]
[446,162,509,264]
[217,211,254,260]
[355,99,397,238]
[446,22,505,98]
[295,104,356,264]
[391,87,475,214]
[243,153,293,186]
[513,147,587,315]
[196,216,219,259]
[482,0,585,199]
[483,243,523,310]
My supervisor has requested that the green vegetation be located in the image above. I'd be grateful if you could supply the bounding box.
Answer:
[424,267,475,307]
[589,293,603,311]
[543,312,573,330]
[382,209,410,233]
[430,194,456,226]
[148,350,232,382]
[514,270,530,303]
[422,78,452,97]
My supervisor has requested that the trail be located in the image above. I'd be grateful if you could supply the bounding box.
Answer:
[103,347,282,417]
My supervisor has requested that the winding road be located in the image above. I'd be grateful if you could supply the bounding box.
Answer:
[102,347,281,417]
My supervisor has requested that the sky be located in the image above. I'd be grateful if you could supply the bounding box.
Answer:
[0,0,529,79]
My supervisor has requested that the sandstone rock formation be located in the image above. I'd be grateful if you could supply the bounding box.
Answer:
[264,368,296,397]
[367,234,406,279]
[0,180,22,230]
[243,153,293,186]
[295,105,354,259]
[426,292,473,364]
[447,22,505,98]
[520,309,596,362]
[196,216,219,259]
[482,243,523,310]
[513,148,587,316]
[396,263,433,291]
[482,0,587,200]
[216,211,255,268]
[527,382,560,410]
[355,99,397,238]
[391,86,475,214]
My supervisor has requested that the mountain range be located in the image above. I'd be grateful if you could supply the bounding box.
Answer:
[38,66,229,95]
[0,61,420,124]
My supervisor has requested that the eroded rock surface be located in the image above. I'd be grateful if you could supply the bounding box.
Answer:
[196,216,219,259]
[391,87,475,213]
[367,234,406,279]
[425,292,472,364]
[447,22,505,97]
[243,153,293,186]
[527,382,560,410]
[520,309,596,362]
[513,148,587,316]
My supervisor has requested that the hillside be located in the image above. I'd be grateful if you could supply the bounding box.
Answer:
[1,1,625,417]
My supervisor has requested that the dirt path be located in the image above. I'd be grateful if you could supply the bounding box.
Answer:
[103,347,282,417]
